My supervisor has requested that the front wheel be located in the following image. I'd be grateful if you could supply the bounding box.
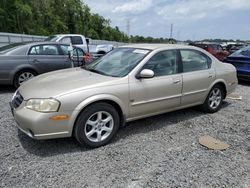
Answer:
[201,85,224,113]
[74,102,120,148]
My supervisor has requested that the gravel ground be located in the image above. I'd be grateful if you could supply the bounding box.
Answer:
[0,83,249,188]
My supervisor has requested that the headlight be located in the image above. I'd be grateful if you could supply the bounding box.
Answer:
[25,98,60,112]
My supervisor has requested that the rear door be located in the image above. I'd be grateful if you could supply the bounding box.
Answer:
[179,49,215,106]
[28,44,69,74]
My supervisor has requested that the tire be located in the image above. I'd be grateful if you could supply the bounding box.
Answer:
[74,102,120,148]
[14,70,37,88]
[201,85,224,113]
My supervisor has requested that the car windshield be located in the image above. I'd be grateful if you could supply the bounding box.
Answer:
[0,43,27,54]
[85,48,150,77]
[44,35,60,42]
[231,45,250,57]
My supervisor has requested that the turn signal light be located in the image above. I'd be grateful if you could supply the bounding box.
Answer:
[49,115,69,121]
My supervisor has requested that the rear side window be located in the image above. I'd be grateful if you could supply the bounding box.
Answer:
[71,36,83,45]
[29,45,59,55]
[60,44,84,56]
[180,50,211,72]
[60,37,71,44]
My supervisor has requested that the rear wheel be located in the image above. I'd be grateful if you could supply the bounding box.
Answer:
[14,70,37,88]
[74,102,120,148]
[201,85,224,113]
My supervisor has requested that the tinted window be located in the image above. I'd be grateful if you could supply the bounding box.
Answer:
[29,45,59,55]
[71,36,83,45]
[143,50,178,77]
[60,44,84,56]
[180,50,211,72]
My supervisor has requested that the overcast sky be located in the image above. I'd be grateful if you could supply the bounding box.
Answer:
[83,0,250,40]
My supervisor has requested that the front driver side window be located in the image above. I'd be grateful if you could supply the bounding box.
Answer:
[142,50,178,77]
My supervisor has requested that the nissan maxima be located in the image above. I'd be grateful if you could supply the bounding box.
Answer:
[10,44,237,147]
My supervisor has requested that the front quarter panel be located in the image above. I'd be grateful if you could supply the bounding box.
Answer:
[56,81,129,136]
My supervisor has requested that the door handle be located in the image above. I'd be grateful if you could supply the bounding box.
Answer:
[208,72,213,78]
[173,79,181,84]
[33,59,40,63]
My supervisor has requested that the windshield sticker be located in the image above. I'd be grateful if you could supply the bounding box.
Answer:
[133,49,149,54]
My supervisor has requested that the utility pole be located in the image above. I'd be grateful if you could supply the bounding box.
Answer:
[170,23,173,39]
[126,19,130,37]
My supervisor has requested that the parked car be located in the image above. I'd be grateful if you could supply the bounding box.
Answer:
[10,44,237,148]
[0,41,86,88]
[45,34,114,58]
[224,45,250,80]
[226,44,245,54]
[190,43,229,61]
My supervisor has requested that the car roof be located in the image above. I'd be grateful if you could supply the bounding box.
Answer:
[121,43,199,50]
[52,34,83,37]
[23,41,70,46]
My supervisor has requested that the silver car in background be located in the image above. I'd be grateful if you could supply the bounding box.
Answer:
[10,44,237,147]
[0,42,85,88]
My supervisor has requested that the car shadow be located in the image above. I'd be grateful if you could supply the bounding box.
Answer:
[18,101,231,157]
[238,80,250,86]
[0,85,16,93]
[114,101,231,142]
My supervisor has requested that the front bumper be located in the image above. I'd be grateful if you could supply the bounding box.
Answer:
[10,101,72,140]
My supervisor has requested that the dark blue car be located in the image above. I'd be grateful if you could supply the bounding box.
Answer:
[225,45,250,80]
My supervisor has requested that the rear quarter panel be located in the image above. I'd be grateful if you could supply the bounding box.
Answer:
[0,55,30,84]
[214,61,238,95]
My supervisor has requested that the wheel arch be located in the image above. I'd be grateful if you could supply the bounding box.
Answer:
[209,79,227,99]
[11,66,38,84]
[70,95,127,136]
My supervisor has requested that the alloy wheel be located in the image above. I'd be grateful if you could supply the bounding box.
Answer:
[18,72,34,85]
[84,111,114,143]
[208,88,222,109]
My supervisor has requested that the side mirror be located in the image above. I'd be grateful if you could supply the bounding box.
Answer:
[137,69,154,79]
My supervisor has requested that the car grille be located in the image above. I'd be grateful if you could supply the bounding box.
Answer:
[12,91,24,109]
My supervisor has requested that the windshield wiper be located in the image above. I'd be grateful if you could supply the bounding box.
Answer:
[87,68,108,76]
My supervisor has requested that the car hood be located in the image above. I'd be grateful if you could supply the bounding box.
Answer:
[18,68,123,99]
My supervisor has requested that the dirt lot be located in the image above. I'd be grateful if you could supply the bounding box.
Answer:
[0,83,249,188]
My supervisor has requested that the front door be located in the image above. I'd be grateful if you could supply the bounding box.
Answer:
[129,50,182,119]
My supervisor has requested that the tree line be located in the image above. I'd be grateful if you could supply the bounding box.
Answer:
[0,0,172,43]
